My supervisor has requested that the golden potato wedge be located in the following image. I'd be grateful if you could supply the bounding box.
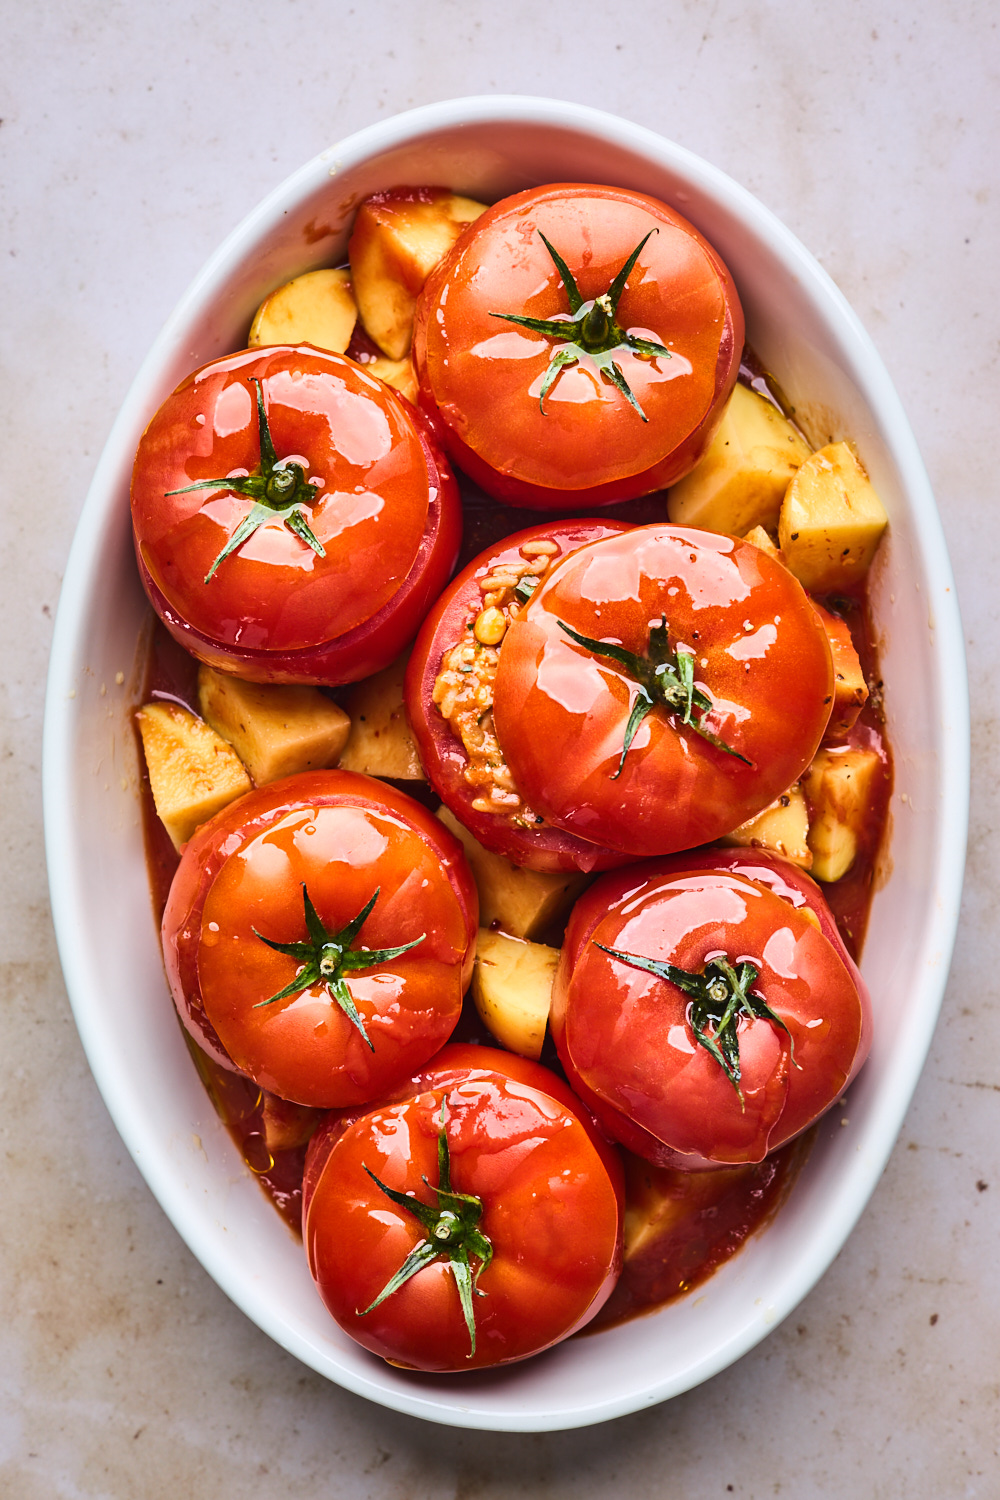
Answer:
[196,667,350,786]
[812,602,868,740]
[435,807,589,940]
[667,383,811,535]
[338,655,425,781]
[802,745,885,882]
[623,1155,758,1262]
[742,523,782,559]
[349,189,488,359]
[248,267,357,353]
[471,929,559,1060]
[136,700,252,851]
[260,1093,323,1155]
[362,354,419,404]
[778,442,888,592]
[722,781,812,868]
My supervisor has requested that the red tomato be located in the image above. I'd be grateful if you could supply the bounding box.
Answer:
[160,770,478,1108]
[412,183,743,508]
[404,519,635,872]
[492,525,835,856]
[551,849,872,1169]
[302,1045,625,1370]
[131,346,461,685]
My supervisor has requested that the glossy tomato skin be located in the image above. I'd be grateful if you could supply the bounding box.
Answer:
[302,1042,626,1207]
[160,770,478,1108]
[132,346,461,685]
[551,849,872,1170]
[303,1045,625,1371]
[405,519,636,873]
[492,525,835,856]
[412,184,744,509]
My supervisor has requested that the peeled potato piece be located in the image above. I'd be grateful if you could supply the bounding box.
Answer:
[338,654,425,781]
[136,700,251,850]
[362,355,419,403]
[197,666,350,786]
[471,929,559,1060]
[811,603,869,740]
[779,442,888,592]
[802,745,884,882]
[722,781,812,868]
[742,523,781,559]
[667,382,811,536]
[436,806,588,940]
[248,267,357,353]
[349,190,488,359]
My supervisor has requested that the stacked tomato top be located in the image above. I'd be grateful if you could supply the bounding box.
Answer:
[132,182,872,1372]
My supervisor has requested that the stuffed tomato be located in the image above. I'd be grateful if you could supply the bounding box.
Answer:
[302,1045,625,1370]
[551,848,872,1170]
[160,770,478,1108]
[131,345,460,685]
[412,183,743,508]
[405,518,635,872]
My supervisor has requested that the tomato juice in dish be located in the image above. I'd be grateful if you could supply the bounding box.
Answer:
[129,177,894,1365]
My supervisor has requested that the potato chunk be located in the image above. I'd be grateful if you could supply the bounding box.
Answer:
[196,667,349,786]
[248,267,357,353]
[667,383,811,535]
[623,1156,756,1262]
[136,700,252,850]
[742,523,781,559]
[260,1094,323,1155]
[471,929,559,1060]
[349,189,488,359]
[778,442,888,592]
[436,807,588,940]
[812,602,868,739]
[722,781,812,868]
[802,745,884,882]
[362,355,419,404]
[338,655,425,780]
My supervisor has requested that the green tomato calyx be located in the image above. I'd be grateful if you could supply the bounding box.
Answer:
[165,377,326,582]
[556,615,753,776]
[489,230,672,420]
[361,1099,493,1356]
[595,944,796,1104]
[252,883,425,1051]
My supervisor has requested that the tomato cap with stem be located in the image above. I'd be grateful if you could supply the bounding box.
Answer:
[253,882,426,1051]
[490,230,672,420]
[555,614,753,776]
[361,1099,493,1357]
[165,376,326,581]
[595,942,796,1104]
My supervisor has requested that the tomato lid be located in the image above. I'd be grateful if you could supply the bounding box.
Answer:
[413,184,741,495]
[493,525,835,855]
[132,347,433,652]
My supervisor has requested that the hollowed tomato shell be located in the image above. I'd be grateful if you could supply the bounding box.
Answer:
[302,1045,625,1371]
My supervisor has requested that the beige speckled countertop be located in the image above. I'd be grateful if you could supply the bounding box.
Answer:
[4,3,999,1495]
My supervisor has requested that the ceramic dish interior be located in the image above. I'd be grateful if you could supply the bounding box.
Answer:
[43,96,968,1432]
